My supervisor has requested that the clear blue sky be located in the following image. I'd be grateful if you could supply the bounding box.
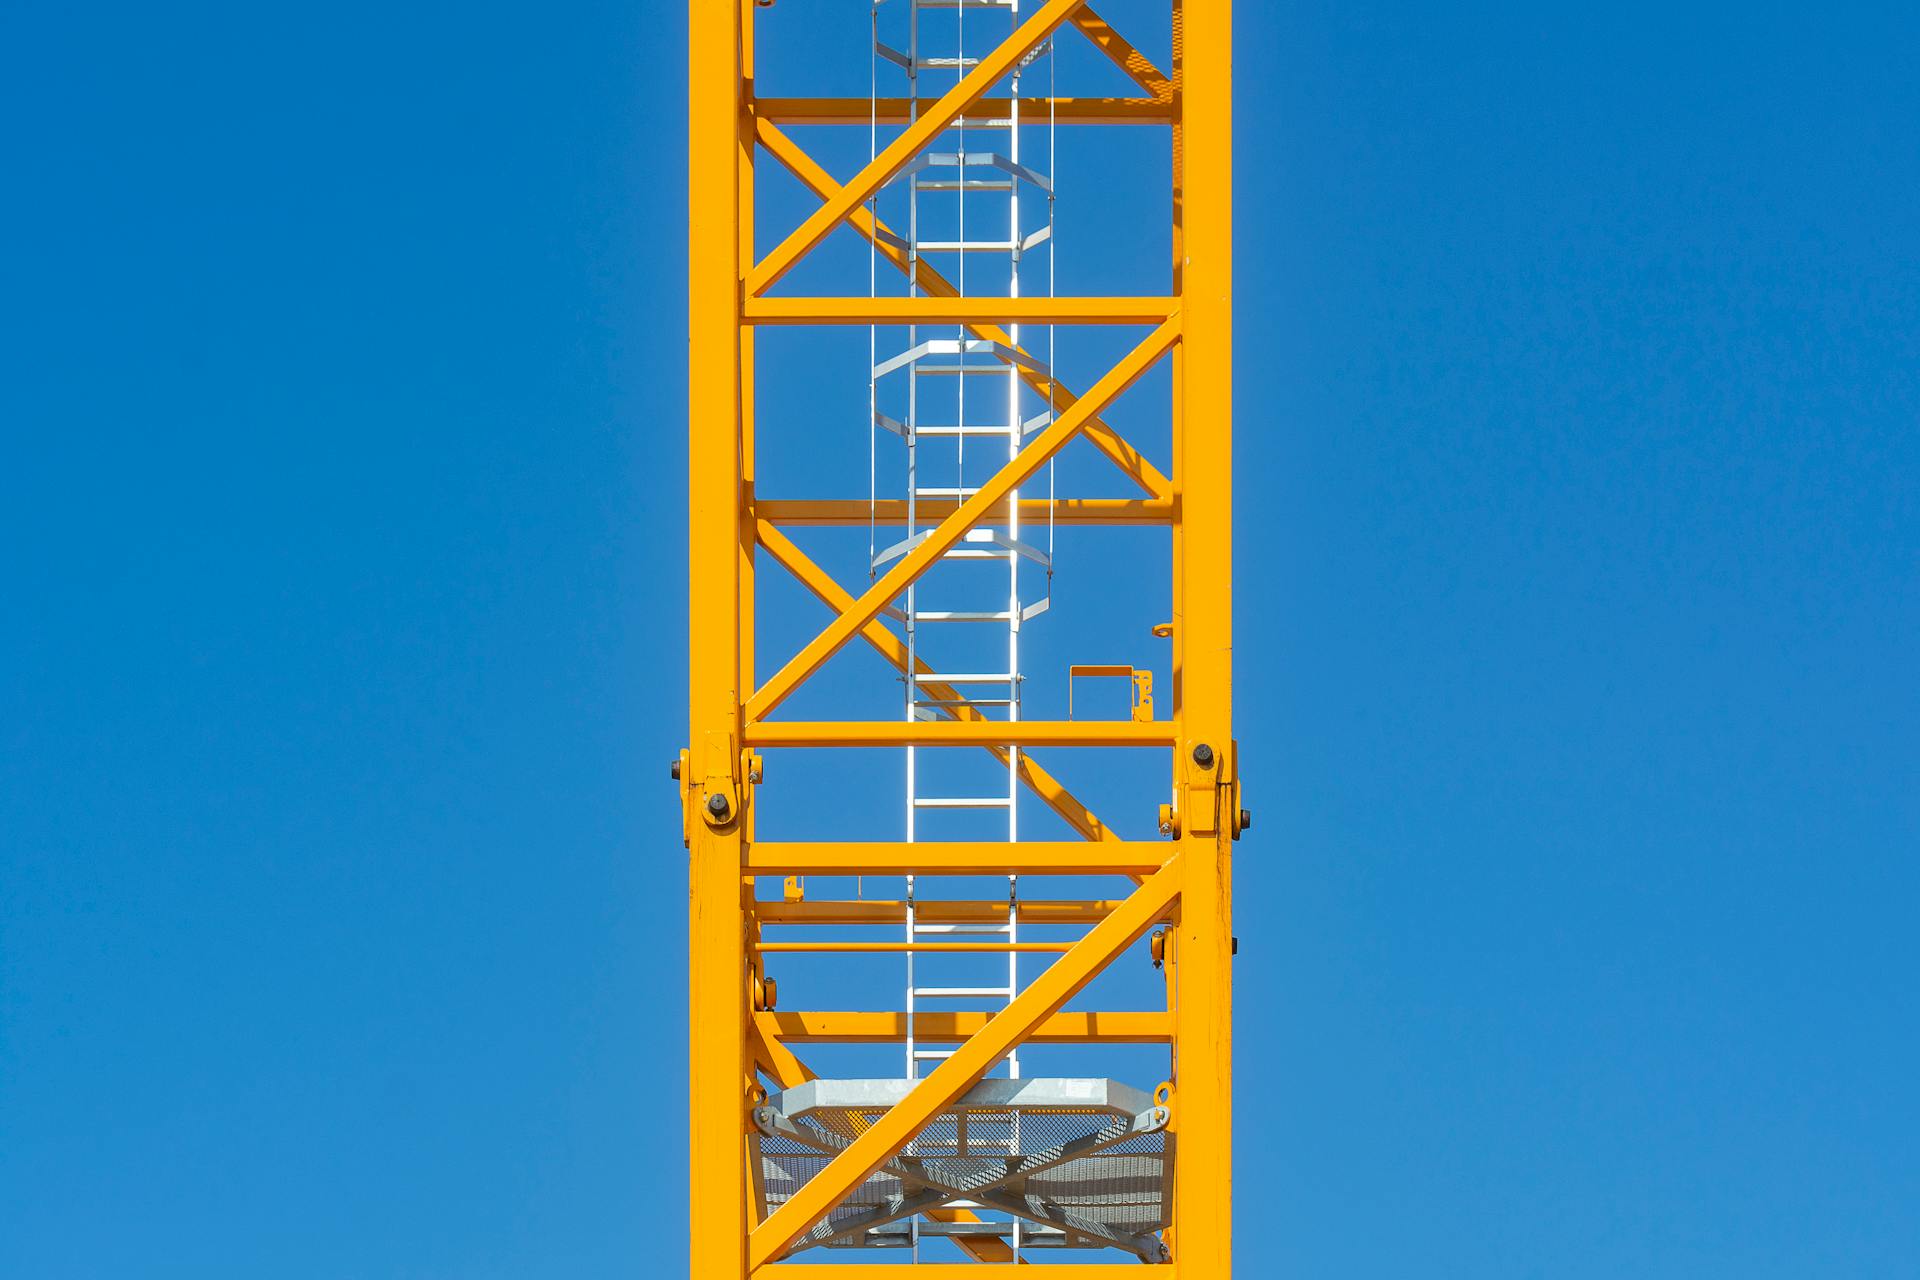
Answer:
[4,2,1916,1275]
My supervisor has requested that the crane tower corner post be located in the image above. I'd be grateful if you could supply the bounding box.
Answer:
[686,1,1235,1275]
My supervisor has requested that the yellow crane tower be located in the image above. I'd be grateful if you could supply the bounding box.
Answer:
[683,1,1237,1273]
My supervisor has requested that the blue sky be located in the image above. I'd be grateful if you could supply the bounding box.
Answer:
[4,1,1916,1275]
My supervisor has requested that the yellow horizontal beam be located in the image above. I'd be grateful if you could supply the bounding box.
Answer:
[746,841,1170,877]
[753,96,1172,126]
[758,940,1071,954]
[757,497,1174,527]
[757,899,1123,926]
[753,1268,1162,1278]
[763,1010,1171,1045]
[744,720,1174,748]
[743,296,1176,326]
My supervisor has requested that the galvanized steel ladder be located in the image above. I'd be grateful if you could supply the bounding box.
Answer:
[869,0,1056,1260]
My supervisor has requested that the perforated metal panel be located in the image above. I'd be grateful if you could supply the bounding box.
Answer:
[750,1078,1172,1261]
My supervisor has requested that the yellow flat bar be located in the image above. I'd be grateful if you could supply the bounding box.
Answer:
[757,497,1174,527]
[1068,8,1172,97]
[758,941,1072,954]
[746,841,1169,877]
[744,719,1174,748]
[743,296,1175,326]
[763,1010,1171,1044]
[752,1267,1161,1278]
[757,899,1122,925]
[754,95,1172,126]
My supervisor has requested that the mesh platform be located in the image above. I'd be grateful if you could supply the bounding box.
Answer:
[751,1078,1172,1261]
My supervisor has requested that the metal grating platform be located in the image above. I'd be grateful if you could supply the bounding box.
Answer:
[750,1078,1172,1262]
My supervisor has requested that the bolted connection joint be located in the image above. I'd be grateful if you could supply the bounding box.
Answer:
[706,792,730,818]
[1191,742,1215,769]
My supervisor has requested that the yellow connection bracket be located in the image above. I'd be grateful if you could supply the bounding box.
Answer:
[1068,663,1155,722]
[699,731,740,829]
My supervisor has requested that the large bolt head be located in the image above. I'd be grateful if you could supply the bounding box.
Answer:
[706,792,730,817]
[1191,742,1215,768]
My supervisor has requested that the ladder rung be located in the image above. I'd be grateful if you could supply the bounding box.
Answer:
[912,240,1022,253]
[912,697,1014,707]
[913,923,1015,935]
[913,613,1017,623]
[913,179,1016,191]
[912,986,1014,998]
[912,796,1013,808]
[910,673,1015,684]
[912,425,1018,437]
[913,486,980,498]
[912,1048,958,1059]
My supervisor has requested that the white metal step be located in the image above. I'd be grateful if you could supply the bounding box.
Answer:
[912,986,1014,998]
[938,548,1017,561]
[912,240,1025,253]
[912,610,1017,622]
[913,922,1015,935]
[912,425,1021,438]
[913,177,1015,192]
[912,797,1013,809]
[910,673,1016,684]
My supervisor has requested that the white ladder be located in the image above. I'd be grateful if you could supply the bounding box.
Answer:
[871,0,1055,1261]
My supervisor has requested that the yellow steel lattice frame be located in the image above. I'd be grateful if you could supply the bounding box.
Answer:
[686,2,1234,1274]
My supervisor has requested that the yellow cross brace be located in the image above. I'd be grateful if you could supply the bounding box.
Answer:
[746,315,1179,722]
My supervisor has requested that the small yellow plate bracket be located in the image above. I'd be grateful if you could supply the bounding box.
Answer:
[1068,664,1155,723]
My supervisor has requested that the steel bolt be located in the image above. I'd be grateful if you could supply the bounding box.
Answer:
[1191,742,1215,768]
[670,760,681,781]
[1239,808,1252,831]
[706,792,730,818]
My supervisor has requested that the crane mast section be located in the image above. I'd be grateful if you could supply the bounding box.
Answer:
[686,2,1237,1274]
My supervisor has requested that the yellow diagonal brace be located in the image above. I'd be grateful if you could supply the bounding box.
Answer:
[753,118,1172,502]
[747,856,1182,1267]
[1069,8,1172,99]
[745,316,1179,722]
[747,0,1087,296]
[756,520,1118,843]
[749,1013,816,1088]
